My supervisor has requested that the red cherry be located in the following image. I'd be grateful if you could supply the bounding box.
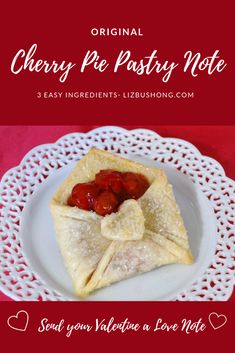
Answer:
[122,172,149,199]
[93,191,118,216]
[69,182,99,210]
[67,195,77,207]
[117,189,130,204]
[95,170,123,193]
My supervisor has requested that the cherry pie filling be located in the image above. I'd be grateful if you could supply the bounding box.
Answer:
[67,170,150,216]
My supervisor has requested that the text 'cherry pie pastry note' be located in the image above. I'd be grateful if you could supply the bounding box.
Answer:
[50,148,193,297]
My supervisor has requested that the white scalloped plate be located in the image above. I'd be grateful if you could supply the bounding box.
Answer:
[0,127,234,301]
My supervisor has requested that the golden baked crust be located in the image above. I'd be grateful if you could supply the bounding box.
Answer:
[50,148,193,297]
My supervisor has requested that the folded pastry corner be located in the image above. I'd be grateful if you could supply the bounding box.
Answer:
[50,148,193,297]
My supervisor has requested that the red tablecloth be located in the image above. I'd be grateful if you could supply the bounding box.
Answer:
[0,125,234,301]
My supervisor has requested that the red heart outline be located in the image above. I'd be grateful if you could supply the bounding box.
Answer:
[208,312,227,330]
[7,310,29,332]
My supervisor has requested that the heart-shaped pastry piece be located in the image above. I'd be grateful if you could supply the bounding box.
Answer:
[101,199,145,241]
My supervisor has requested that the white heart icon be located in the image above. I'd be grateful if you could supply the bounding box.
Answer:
[7,310,29,332]
[208,312,227,330]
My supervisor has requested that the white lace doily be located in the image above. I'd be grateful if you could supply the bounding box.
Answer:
[0,126,234,301]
